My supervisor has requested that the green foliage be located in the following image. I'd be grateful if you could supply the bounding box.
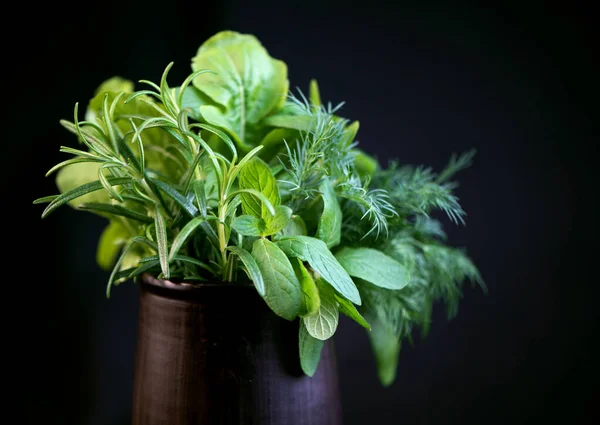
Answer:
[34,30,483,386]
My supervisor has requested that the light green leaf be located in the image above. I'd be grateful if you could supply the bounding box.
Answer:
[366,314,401,387]
[309,79,321,108]
[154,205,169,279]
[292,258,320,317]
[251,238,301,320]
[263,205,292,236]
[302,280,339,340]
[335,247,410,290]
[283,215,307,236]
[238,157,280,218]
[335,293,370,330]
[191,31,288,148]
[232,215,265,237]
[227,246,265,296]
[44,175,130,218]
[179,86,212,120]
[262,114,314,132]
[341,120,360,147]
[55,162,112,209]
[96,221,128,270]
[276,236,361,305]
[352,148,378,178]
[299,321,324,377]
[316,179,341,248]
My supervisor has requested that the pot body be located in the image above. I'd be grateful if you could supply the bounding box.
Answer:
[132,275,343,425]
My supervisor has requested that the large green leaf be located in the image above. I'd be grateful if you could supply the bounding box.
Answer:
[276,235,361,305]
[263,205,292,236]
[299,321,324,377]
[335,293,370,330]
[238,157,280,218]
[191,31,288,148]
[316,179,341,248]
[283,215,307,236]
[96,220,128,270]
[335,247,410,290]
[302,280,339,340]
[55,162,111,209]
[251,238,301,320]
[227,246,265,296]
[232,215,265,237]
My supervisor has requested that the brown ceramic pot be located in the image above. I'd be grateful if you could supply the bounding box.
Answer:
[132,274,343,425]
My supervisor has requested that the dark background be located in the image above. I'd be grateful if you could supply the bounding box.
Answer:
[7,1,597,424]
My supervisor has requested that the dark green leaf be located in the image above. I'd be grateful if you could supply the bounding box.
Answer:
[227,246,265,296]
[43,176,130,218]
[276,236,361,305]
[232,215,265,237]
[283,215,307,236]
[168,216,207,261]
[335,247,410,290]
[151,178,199,217]
[263,205,292,236]
[78,203,152,223]
[335,293,370,330]
[299,321,324,377]
[251,238,301,320]
[302,279,339,340]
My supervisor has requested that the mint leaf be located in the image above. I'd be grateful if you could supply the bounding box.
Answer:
[251,238,301,320]
[292,258,320,317]
[335,247,410,290]
[239,157,280,218]
[191,31,289,148]
[263,205,292,236]
[227,246,265,296]
[335,293,370,330]
[299,320,324,377]
[283,215,307,236]
[302,279,339,340]
[232,215,265,237]
[276,235,361,305]
[366,314,401,387]
[316,179,342,248]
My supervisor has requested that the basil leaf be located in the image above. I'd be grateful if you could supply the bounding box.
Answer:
[263,205,292,236]
[232,215,265,237]
[238,157,280,218]
[316,179,341,248]
[335,293,370,330]
[276,236,361,305]
[283,215,307,236]
[299,320,324,377]
[366,314,401,387]
[191,31,288,148]
[302,279,339,340]
[251,238,301,320]
[227,246,265,296]
[292,258,320,317]
[335,247,410,290]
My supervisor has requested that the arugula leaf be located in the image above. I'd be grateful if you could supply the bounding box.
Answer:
[191,31,289,149]
[292,258,320,317]
[227,246,265,296]
[302,279,339,340]
[232,215,265,237]
[251,238,301,320]
[335,293,370,330]
[316,179,342,248]
[366,314,401,387]
[335,247,410,290]
[283,215,307,236]
[276,235,361,305]
[299,320,324,377]
[238,157,280,218]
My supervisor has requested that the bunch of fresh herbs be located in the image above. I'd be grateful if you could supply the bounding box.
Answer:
[34,31,483,385]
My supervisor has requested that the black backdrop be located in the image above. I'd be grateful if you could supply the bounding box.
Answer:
[7,1,597,424]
